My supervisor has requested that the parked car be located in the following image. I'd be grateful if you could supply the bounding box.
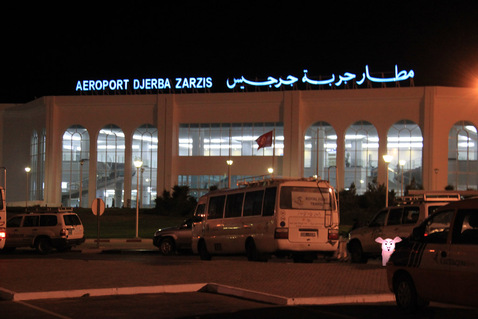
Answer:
[387,198,478,312]
[347,192,460,263]
[153,216,202,255]
[3,208,85,254]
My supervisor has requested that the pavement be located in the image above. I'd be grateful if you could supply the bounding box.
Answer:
[0,238,395,306]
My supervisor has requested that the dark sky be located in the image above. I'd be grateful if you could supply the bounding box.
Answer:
[2,1,478,103]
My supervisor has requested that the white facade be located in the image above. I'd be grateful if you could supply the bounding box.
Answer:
[1,86,477,207]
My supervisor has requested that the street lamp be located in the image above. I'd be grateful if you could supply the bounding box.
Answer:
[268,167,274,176]
[399,160,406,196]
[226,160,233,188]
[382,155,392,207]
[25,167,31,209]
[133,158,143,238]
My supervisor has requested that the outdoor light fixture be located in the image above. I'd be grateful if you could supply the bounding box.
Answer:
[383,155,392,207]
[226,160,233,188]
[24,167,31,209]
[134,159,143,238]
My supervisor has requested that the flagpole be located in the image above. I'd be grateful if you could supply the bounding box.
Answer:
[272,129,275,177]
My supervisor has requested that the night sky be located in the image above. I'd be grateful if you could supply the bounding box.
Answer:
[2,1,478,103]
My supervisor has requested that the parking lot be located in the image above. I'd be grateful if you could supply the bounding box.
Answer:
[1,243,477,318]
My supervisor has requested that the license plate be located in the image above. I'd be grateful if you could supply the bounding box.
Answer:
[300,232,316,237]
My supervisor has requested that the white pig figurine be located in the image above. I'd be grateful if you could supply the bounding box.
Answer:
[375,236,402,266]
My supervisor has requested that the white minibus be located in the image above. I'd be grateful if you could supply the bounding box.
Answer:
[191,177,339,262]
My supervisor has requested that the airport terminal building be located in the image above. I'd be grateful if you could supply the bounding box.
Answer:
[1,83,477,208]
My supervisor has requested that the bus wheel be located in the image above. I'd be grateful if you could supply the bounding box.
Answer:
[198,240,211,261]
[245,238,267,262]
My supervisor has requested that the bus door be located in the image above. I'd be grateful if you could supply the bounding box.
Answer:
[223,192,245,253]
[205,195,226,253]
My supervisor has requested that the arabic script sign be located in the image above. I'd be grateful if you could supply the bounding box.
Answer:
[226,65,414,90]
[74,65,414,94]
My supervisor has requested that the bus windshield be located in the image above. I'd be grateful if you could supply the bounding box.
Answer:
[280,186,332,210]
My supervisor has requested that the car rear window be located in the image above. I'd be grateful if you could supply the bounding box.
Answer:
[63,214,82,226]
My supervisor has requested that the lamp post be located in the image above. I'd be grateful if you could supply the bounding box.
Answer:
[79,159,85,208]
[399,160,406,196]
[226,160,233,188]
[133,159,143,238]
[383,155,392,207]
[25,167,31,209]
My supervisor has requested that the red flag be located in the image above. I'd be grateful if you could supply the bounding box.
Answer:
[256,130,273,150]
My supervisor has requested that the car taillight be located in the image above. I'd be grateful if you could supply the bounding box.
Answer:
[275,228,289,239]
[328,229,339,240]
[0,231,5,239]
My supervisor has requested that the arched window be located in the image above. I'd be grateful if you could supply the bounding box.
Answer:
[304,122,337,186]
[29,130,38,203]
[97,124,124,207]
[344,121,379,194]
[448,121,478,190]
[62,125,89,207]
[387,120,423,195]
[132,124,158,208]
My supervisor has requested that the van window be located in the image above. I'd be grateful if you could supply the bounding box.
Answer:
[263,187,277,216]
[225,193,244,218]
[452,209,478,245]
[243,190,264,216]
[208,196,225,219]
[424,210,454,243]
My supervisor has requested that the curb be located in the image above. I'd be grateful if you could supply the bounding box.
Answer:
[1,283,395,306]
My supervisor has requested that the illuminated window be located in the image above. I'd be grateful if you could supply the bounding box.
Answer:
[62,125,89,207]
[179,123,283,156]
[132,124,158,208]
[344,121,378,194]
[97,124,124,207]
[448,121,478,190]
[387,120,423,195]
[303,122,337,185]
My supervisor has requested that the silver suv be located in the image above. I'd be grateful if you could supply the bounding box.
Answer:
[3,208,85,253]
[347,192,460,263]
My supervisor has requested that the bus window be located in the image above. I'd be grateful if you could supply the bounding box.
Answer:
[280,186,332,210]
[263,187,277,216]
[208,195,225,219]
[225,193,244,218]
[243,190,264,216]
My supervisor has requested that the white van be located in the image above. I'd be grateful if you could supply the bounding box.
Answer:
[192,178,340,262]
